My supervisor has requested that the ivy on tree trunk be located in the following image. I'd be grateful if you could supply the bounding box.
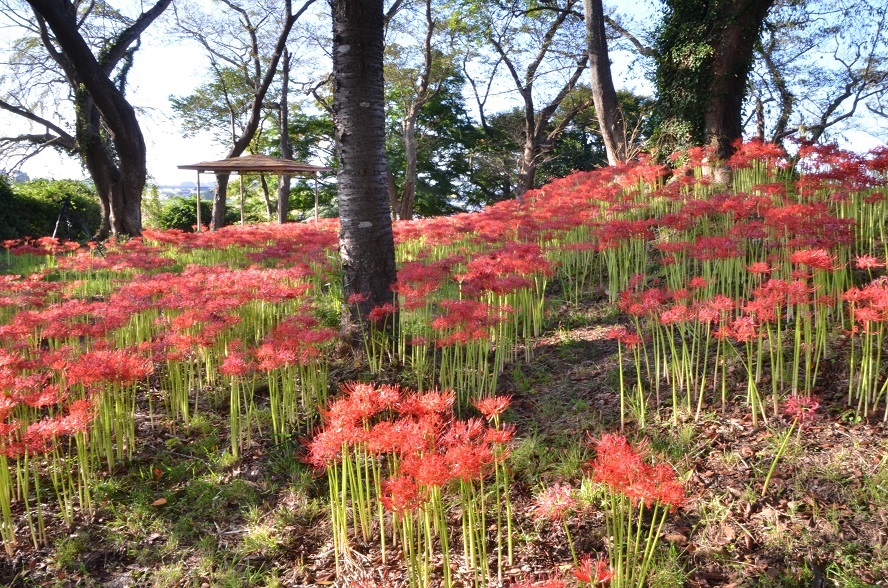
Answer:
[653,0,775,162]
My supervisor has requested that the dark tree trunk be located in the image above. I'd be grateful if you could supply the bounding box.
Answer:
[75,91,115,239]
[28,0,173,237]
[654,0,775,163]
[211,174,229,230]
[703,0,775,160]
[583,0,627,165]
[331,0,397,340]
[213,173,230,229]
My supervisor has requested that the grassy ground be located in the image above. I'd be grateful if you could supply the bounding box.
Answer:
[2,285,886,588]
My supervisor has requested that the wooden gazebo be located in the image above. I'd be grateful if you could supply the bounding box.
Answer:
[178,154,333,229]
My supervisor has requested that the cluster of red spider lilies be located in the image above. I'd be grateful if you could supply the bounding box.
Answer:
[0,139,886,584]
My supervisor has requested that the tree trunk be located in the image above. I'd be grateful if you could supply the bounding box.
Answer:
[331,0,398,341]
[278,47,292,223]
[583,0,627,165]
[212,173,230,229]
[703,0,775,160]
[517,138,539,196]
[654,0,774,162]
[75,91,116,239]
[28,0,173,237]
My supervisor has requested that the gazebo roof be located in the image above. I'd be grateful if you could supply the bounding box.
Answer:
[178,153,332,174]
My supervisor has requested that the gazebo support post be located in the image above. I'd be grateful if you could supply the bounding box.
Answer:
[314,172,319,222]
[196,172,201,232]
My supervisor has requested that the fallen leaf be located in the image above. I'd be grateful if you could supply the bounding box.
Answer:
[153,468,163,481]
[151,498,167,506]
[664,532,688,545]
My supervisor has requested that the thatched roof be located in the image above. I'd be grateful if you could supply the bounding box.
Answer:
[178,153,332,174]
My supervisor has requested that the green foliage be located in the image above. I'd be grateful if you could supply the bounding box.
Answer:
[0,177,100,240]
[142,184,163,228]
[652,1,716,151]
[255,105,338,220]
[386,68,481,216]
[155,197,216,231]
[170,68,255,146]
[539,89,654,183]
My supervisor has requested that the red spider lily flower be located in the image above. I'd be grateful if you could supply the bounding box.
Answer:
[784,396,819,423]
[367,303,396,322]
[397,389,455,417]
[474,395,512,419]
[532,483,576,522]
[688,276,709,289]
[573,554,612,584]
[345,382,402,412]
[855,255,886,270]
[58,399,94,434]
[790,249,835,271]
[347,292,369,305]
[441,418,486,446]
[604,325,628,340]
[218,343,255,377]
[747,261,773,274]
[650,463,685,510]
[379,475,427,513]
[786,280,813,305]
[402,452,453,487]
[590,434,685,511]
[730,316,759,343]
[659,304,691,325]
[484,423,516,446]
[445,441,493,481]
[67,349,153,387]
[727,139,787,169]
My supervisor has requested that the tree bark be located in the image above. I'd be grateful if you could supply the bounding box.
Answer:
[388,0,434,221]
[654,0,774,165]
[583,0,627,165]
[703,0,776,160]
[331,0,398,340]
[207,0,316,230]
[27,0,173,237]
[277,47,292,223]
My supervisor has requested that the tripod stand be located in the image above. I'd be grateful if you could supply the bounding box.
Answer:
[52,196,93,241]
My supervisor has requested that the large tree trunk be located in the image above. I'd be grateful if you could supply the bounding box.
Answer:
[213,173,230,229]
[654,0,775,164]
[28,0,173,237]
[703,0,775,160]
[517,138,539,196]
[331,0,398,341]
[75,91,115,239]
[583,0,627,165]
